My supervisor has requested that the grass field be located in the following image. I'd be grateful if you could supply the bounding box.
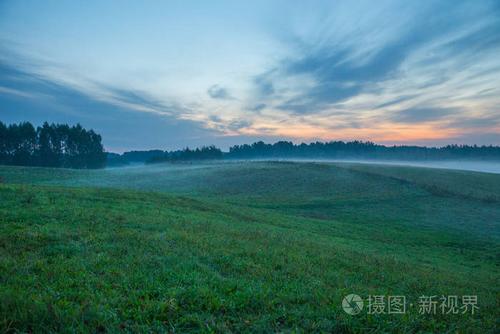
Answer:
[0,161,499,332]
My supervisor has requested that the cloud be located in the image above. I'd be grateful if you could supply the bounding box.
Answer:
[98,85,192,117]
[0,60,221,151]
[374,95,418,109]
[256,33,412,113]
[389,107,459,123]
[446,114,500,129]
[264,34,435,113]
[254,72,275,97]
[252,1,500,118]
[248,103,266,112]
[0,86,37,98]
[227,119,251,131]
[207,84,231,99]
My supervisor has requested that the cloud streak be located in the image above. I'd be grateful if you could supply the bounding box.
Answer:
[207,84,232,100]
[255,1,500,115]
[0,59,223,151]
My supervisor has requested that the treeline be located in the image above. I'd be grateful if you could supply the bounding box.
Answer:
[6,120,498,169]
[0,121,106,169]
[148,146,223,163]
[110,140,500,166]
[108,146,223,166]
[227,141,500,160]
[107,150,165,166]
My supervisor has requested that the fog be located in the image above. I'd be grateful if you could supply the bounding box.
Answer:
[275,159,500,174]
[107,159,500,174]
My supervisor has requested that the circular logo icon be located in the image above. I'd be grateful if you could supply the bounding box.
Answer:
[342,294,363,315]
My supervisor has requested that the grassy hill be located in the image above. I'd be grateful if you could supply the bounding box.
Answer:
[0,162,498,332]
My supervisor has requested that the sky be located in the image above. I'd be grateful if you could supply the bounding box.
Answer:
[0,0,499,152]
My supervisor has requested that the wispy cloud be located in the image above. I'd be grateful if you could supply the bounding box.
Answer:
[254,1,500,115]
[0,58,222,151]
[389,107,460,123]
[207,84,232,100]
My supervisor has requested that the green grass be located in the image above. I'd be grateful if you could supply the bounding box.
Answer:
[0,161,499,332]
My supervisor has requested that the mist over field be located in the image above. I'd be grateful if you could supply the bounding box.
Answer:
[108,158,500,174]
[262,159,500,174]
[2,154,500,333]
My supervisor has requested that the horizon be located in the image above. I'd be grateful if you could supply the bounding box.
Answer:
[1,1,500,152]
[110,139,499,155]
[4,119,500,155]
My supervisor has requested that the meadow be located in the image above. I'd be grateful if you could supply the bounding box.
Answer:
[0,161,498,333]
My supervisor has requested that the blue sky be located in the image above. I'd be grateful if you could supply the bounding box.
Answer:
[1,0,499,151]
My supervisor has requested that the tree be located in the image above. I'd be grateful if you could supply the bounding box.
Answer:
[37,122,62,167]
[0,121,8,164]
[0,121,106,169]
[10,122,37,166]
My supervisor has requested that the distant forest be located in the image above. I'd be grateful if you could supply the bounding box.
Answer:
[110,141,500,166]
[0,121,106,169]
[1,121,499,169]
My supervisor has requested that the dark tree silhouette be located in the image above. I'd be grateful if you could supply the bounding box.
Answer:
[6,121,495,167]
[146,145,223,163]
[226,141,500,161]
[136,140,500,165]
[0,121,106,169]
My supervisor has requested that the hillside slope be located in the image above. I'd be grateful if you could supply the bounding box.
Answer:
[0,162,499,332]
